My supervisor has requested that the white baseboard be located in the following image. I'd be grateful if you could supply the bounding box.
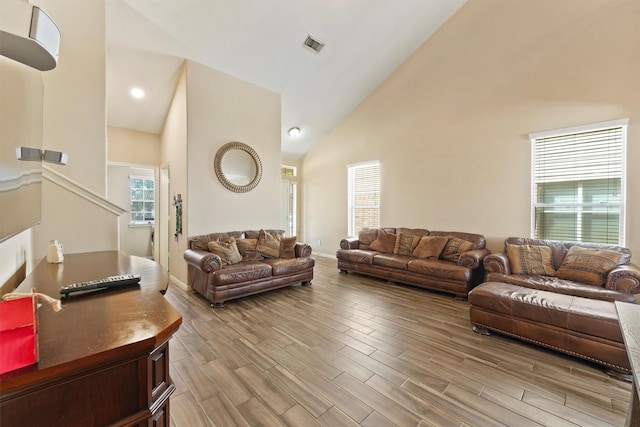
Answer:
[313,251,336,260]
[169,274,189,291]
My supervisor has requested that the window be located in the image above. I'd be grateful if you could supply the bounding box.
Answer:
[348,161,380,236]
[530,119,626,245]
[130,176,155,224]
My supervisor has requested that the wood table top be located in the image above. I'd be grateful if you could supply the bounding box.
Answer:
[0,251,182,395]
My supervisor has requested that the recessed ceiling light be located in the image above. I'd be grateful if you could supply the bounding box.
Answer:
[130,87,145,99]
[288,127,300,137]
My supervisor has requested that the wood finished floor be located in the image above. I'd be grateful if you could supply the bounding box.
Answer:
[164,256,632,427]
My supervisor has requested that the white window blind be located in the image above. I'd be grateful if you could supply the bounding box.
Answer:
[348,161,380,236]
[530,120,626,245]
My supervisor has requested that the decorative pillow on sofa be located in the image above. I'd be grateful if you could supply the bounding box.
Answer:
[207,238,242,265]
[556,246,622,286]
[506,244,556,276]
[358,229,379,250]
[369,229,396,253]
[440,237,476,262]
[280,236,297,259]
[393,233,421,256]
[256,229,282,258]
[236,238,263,261]
[412,236,448,259]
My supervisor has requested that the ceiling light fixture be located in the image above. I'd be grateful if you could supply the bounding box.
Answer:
[130,87,145,99]
[288,127,300,138]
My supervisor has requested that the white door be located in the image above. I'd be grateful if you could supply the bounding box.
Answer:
[158,165,170,271]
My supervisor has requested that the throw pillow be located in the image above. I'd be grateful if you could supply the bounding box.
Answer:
[369,229,396,253]
[207,238,242,265]
[440,236,476,262]
[236,238,263,261]
[556,246,622,286]
[280,236,297,259]
[358,229,379,250]
[393,233,421,256]
[256,229,281,258]
[506,244,556,276]
[412,236,448,259]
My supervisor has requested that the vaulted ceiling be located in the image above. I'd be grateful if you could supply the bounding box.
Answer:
[106,0,466,158]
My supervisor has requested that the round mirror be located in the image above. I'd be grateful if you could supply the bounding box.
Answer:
[214,142,262,193]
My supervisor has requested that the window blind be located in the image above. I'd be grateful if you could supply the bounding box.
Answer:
[348,161,380,236]
[531,123,625,244]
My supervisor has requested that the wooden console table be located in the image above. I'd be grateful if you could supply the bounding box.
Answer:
[0,251,182,427]
[616,301,640,427]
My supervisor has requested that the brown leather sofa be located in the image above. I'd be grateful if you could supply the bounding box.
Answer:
[469,237,640,379]
[336,227,490,299]
[184,229,314,307]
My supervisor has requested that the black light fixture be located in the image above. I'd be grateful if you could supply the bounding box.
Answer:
[16,147,68,165]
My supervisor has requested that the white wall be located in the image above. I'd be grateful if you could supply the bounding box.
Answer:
[302,0,640,258]
[186,60,282,236]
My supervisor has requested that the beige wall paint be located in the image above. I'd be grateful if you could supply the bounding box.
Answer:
[108,126,161,166]
[186,60,282,236]
[160,64,188,286]
[302,0,640,257]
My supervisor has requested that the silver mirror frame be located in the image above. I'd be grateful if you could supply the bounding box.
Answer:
[214,141,263,193]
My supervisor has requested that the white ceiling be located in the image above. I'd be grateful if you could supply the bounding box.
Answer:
[106,0,466,158]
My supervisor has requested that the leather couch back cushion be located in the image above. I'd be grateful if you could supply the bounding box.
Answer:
[430,231,486,249]
[396,228,429,237]
[506,244,556,276]
[244,229,284,239]
[555,246,623,286]
[190,231,243,251]
[358,229,379,250]
[505,237,631,269]
[370,229,397,253]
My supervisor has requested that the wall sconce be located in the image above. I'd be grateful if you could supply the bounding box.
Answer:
[16,147,68,165]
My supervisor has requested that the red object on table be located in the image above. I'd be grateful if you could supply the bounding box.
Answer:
[0,296,37,374]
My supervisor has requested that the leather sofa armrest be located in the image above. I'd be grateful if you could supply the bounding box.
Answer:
[295,242,312,257]
[458,248,491,269]
[483,252,511,275]
[340,238,359,250]
[184,249,222,273]
[605,263,640,294]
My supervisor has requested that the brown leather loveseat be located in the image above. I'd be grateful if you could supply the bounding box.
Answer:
[184,229,314,307]
[469,237,640,379]
[336,227,490,299]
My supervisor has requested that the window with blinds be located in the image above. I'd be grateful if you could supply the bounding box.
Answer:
[348,161,380,236]
[530,120,627,245]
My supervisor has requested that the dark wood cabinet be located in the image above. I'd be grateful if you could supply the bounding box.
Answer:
[0,251,182,427]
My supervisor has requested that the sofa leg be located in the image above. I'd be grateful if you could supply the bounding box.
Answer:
[211,301,225,309]
[454,295,468,301]
[302,280,312,286]
[339,269,348,274]
[604,368,632,382]
[472,325,492,336]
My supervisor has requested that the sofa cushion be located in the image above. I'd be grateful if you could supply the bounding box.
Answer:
[336,249,377,265]
[412,236,448,259]
[245,229,284,239]
[280,236,297,258]
[393,233,421,256]
[257,229,282,258]
[207,238,242,265]
[358,229,379,250]
[407,259,472,282]
[373,254,411,270]
[441,237,476,262]
[370,229,396,253]
[261,257,315,276]
[214,261,273,286]
[556,246,623,286]
[236,238,263,261]
[506,244,556,276]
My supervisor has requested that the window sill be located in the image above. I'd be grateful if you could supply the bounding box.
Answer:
[129,222,154,228]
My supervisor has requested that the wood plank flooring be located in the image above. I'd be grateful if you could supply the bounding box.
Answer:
[165,256,632,426]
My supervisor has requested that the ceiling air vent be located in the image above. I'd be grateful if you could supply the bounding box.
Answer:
[303,35,325,54]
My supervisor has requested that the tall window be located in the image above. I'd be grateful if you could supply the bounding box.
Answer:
[348,161,380,236]
[130,176,155,224]
[530,119,626,245]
